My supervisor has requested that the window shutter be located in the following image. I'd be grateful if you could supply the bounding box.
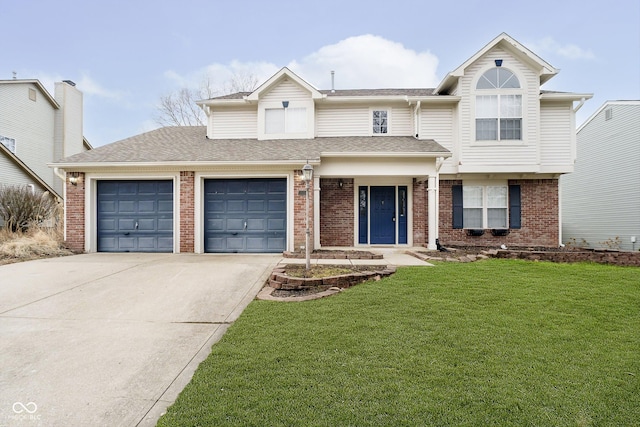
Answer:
[452,185,463,229]
[509,185,521,229]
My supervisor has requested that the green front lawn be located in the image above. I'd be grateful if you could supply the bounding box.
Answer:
[158,260,639,426]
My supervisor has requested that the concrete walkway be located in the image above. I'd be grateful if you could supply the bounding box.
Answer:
[0,253,278,427]
[279,247,433,267]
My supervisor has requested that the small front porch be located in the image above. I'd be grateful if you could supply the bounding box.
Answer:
[313,175,441,250]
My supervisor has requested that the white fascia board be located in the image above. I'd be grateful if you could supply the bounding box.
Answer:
[540,92,593,101]
[322,95,461,104]
[196,98,250,107]
[320,151,452,158]
[50,160,322,171]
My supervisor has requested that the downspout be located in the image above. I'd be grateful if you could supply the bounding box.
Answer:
[53,167,66,182]
[573,97,586,113]
[53,167,67,241]
[414,101,421,137]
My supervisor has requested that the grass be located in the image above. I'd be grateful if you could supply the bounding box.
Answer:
[0,226,71,265]
[158,260,640,426]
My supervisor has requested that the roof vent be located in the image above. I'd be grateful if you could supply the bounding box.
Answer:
[331,71,335,93]
[63,80,76,86]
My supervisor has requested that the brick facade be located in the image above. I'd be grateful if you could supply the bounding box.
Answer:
[319,178,354,246]
[65,172,85,252]
[438,179,559,248]
[179,171,195,252]
[412,179,428,246]
[293,170,314,252]
[62,171,561,253]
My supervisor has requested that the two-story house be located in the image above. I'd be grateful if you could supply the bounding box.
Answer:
[561,101,640,251]
[1,79,90,199]
[53,33,591,254]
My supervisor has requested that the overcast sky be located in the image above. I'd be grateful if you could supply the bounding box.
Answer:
[2,0,639,147]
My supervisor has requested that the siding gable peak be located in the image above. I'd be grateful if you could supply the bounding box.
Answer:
[434,33,558,95]
[246,67,323,101]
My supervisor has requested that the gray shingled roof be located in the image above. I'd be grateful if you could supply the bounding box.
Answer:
[55,126,450,165]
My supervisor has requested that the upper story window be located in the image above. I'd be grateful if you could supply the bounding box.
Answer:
[0,135,16,154]
[475,67,522,141]
[372,110,388,134]
[265,107,307,134]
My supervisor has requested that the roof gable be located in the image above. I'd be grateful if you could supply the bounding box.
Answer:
[0,79,60,109]
[246,67,323,101]
[435,33,558,94]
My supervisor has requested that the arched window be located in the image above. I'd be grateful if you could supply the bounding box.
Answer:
[475,67,522,141]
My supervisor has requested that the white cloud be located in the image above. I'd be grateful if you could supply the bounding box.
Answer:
[529,37,596,60]
[75,73,126,100]
[288,35,440,89]
[163,34,440,94]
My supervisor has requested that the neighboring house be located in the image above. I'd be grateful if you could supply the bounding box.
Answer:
[0,79,90,199]
[561,101,640,251]
[53,33,591,254]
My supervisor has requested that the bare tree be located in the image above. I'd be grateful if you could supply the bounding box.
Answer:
[155,72,259,127]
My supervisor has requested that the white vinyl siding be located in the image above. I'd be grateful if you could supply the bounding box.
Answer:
[0,83,57,191]
[210,107,258,139]
[261,79,311,101]
[539,102,574,169]
[316,105,412,137]
[392,106,412,135]
[316,106,370,137]
[561,102,640,251]
[457,46,539,171]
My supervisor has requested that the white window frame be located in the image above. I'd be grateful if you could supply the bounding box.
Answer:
[258,100,314,140]
[371,108,391,136]
[463,184,508,229]
[474,67,524,143]
[265,107,307,135]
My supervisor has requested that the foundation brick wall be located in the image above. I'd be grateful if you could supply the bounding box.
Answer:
[413,179,428,246]
[179,171,195,253]
[65,173,85,252]
[320,178,354,246]
[438,179,559,248]
[293,171,314,252]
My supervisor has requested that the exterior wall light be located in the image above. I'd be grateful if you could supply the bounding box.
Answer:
[495,59,503,67]
[282,100,289,108]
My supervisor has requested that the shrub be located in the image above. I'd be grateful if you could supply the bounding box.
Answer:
[0,185,59,232]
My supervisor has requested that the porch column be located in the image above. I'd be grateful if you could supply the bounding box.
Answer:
[427,175,438,250]
[313,176,321,250]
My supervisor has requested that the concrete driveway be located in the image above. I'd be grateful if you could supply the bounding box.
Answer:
[0,253,279,427]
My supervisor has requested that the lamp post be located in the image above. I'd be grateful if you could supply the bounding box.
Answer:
[302,163,313,271]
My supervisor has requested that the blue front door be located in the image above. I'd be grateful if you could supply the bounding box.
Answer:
[370,186,396,244]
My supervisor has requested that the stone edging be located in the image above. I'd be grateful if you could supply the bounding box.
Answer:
[257,264,396,302]
[282,251,384,260]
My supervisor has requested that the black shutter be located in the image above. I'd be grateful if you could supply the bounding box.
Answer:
[509,185,521,229]
[452,185,463,229]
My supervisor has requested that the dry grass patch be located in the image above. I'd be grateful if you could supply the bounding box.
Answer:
[0,227,72,265]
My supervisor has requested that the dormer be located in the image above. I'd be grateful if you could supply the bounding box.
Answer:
[248,67,323,140]
[434,32,558,96]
